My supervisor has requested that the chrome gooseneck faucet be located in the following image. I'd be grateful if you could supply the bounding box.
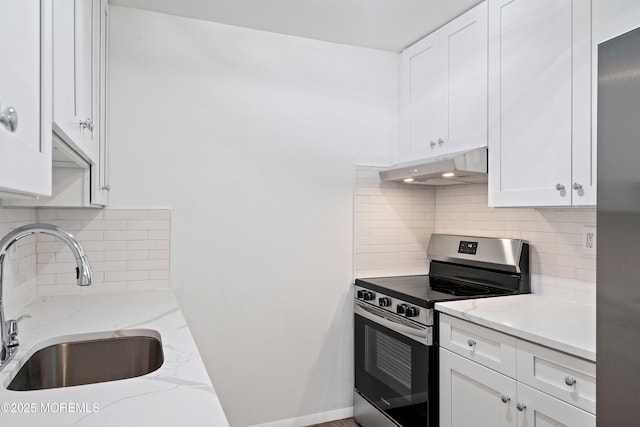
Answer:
[0,223,93,371]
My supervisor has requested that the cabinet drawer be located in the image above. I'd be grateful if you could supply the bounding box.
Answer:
[439,314,517,377]
[517,340,596,414]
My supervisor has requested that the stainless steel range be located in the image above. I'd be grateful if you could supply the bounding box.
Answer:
[353,234,530,427]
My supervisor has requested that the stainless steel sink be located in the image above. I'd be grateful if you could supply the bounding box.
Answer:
[6,330,164,391]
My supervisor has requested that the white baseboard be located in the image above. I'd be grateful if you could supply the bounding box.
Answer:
[249,407,354,427]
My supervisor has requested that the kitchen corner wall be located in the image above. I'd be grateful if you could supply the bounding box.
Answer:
[355,166,435,277]
[354,167,596,305]
[0,208,38,318]
[0,206,171,317]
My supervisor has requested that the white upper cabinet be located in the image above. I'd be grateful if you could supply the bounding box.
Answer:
[488,0,593,207]
[52,0,99,164]
[399,2,488,162]
[400,31,440,160]
[91,0,110,206]
[593,0,640,45]
[0,0,52,197]
[3,0,109,208]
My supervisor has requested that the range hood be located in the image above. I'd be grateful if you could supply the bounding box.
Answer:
[379,147,487,186]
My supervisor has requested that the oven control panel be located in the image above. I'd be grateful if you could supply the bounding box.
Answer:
[458,240,478,255]
[354,285,432,326]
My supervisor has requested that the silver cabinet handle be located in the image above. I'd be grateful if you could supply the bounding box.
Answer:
[79,118,94,132]
[100,185,110,191]
[0,105,18,132]
[437,138,444,146]
[564,376,576,386]
[516,403,527,412]
[572,183,583,190]
[500,395,511,404]
[430,141,436,148]
[555,184,565,191]
[467,339,476,347]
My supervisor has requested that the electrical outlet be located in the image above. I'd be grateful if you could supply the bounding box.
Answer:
[582,226,596,256]
[585,232,594,249]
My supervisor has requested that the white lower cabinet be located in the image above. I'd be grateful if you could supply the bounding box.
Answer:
[516,382,595,427]
[439,314,595,427]
[440,349,516,427]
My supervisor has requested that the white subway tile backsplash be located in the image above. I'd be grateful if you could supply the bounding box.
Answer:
[81,220,128,230]
[149,270,169,280]
[103,210,150,220]
[33,208,171,297]
[127,220,170,230]
[354,166,435,278]
[104,230,148,241]
[354,174,596,303]
[433,185,595,300]
[127,240,170,250]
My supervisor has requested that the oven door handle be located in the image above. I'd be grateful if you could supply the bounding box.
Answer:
[355,301,433,346]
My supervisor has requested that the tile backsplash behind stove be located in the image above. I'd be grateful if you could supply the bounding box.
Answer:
[355,166,596,304]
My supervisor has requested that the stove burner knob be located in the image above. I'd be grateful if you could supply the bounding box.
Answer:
[397,304,408,315]
[356,290,365,299]
[404,306,419,318]
[363,291,375,301]
[378,297,391,307]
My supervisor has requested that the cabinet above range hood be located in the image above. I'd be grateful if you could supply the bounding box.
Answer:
[379,147,487,186]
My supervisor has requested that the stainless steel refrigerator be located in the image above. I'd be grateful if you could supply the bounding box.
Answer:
[597,25,640,426]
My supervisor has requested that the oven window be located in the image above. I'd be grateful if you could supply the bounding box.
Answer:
[365,325,412,396]
[355,313,434,426]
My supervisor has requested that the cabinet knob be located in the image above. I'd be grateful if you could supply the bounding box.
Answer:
[467,339,476,347]
[516,403,527,412]
[80,118,94,132]
[100,185,110,192]
[555,184,565,191]
[572,183,583,191]
[500,394,511,404]
[564,376,576,386]
[430,141,436,148]
[437,138,444,146]
[0,105,18,132]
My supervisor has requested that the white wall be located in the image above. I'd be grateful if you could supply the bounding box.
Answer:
[108,7,397,426]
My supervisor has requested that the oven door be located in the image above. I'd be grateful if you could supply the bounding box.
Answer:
[354,301,435,427]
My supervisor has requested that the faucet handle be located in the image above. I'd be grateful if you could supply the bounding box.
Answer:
[7,314,31,347]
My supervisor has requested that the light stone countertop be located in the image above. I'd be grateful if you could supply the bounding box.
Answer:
[0,291,229,426]
[435,294,596,362]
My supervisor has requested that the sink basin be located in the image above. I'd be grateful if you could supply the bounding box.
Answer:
[7,329,164,391]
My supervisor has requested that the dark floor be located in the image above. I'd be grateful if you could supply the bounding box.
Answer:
[307,418,358,427]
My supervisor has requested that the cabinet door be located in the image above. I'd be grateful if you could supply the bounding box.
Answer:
[91,0,109,206]
[440,348,517,427]
[52,0,98,163]
[488,0,590,207]
[398,32,440,162]
[438,1,488,155]
[516,383,596,427]
[0,0,51,197]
